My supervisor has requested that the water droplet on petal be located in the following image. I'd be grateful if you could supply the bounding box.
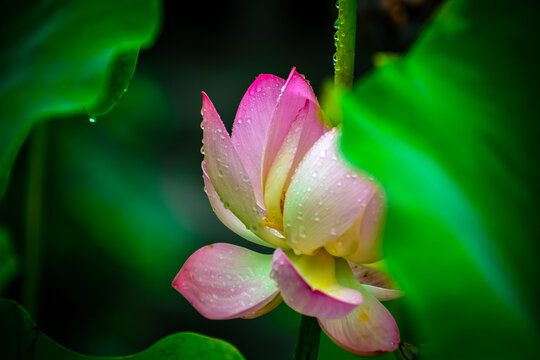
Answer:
[200,145,205,155]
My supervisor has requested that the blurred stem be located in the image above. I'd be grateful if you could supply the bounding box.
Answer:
[23,123,47,318]
[293,315,321,360]
[334,0,357,90]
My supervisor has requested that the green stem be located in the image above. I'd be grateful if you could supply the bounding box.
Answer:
[22,123,47,318]
[334,0,357,90]
[293,315,321,360]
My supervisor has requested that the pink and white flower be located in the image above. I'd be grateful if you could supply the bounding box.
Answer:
[172,68,402,356]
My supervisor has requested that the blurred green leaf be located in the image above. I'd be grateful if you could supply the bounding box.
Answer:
[0,228,18,293]
[86,50,140,118]
[0,0,161,198]
[0,299,245,360]
[341,0,540,359]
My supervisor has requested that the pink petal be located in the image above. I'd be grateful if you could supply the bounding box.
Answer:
[349,263,404,301]
[201,93,287,248]
[231,74,286,206]
[202,162,271,248]
[172,243,279,320]
[262,69,318,190]
[264,100,326,227]
[283,129,379,254]
[324,185,386,264]
[270,248,363,319]
[319,288,400,356]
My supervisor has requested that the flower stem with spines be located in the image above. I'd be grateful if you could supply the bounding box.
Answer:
[334,0,357,90]
[293,315,321,360]
[22,124,47,318]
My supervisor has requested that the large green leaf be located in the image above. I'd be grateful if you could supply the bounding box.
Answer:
[0,0,161,198]
[340,0,540,358]
[0,299,245,360]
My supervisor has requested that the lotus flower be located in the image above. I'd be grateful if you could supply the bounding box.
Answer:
[172,69,402,356]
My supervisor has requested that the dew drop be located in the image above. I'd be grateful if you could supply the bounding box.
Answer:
[330,227,337,236]
[336,0,340,9]
[88,117,96,123]
[223,201,230,209]
[293,249,302,255]
[298,225,306,237]
[200,145,205,155]
[218,169,224,177]
[334,20,339,29]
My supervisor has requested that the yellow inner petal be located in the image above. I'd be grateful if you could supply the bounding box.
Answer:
[263,120,304,229]
[286,248,341,292]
